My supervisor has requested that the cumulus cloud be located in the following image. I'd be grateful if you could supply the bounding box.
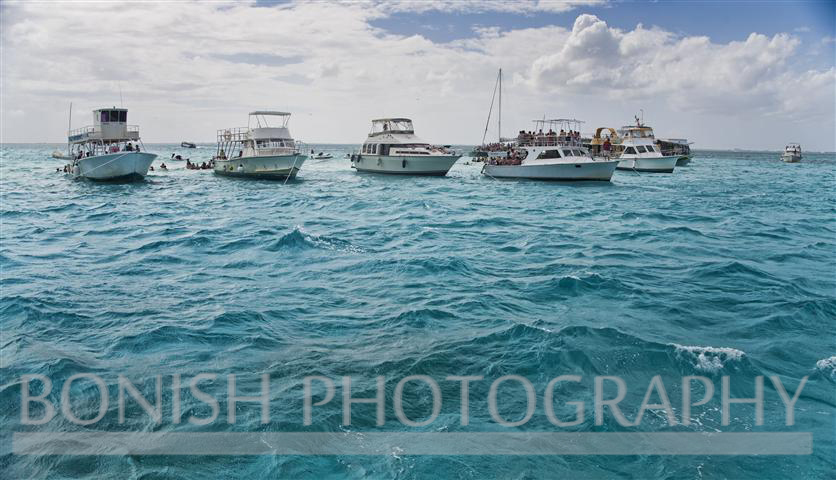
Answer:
[527,14,833,120]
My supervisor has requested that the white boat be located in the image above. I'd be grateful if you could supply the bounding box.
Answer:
[350,118,460,175]
[180,141,196,149]
[213,111,306,180]
[483,119,618,181]
[63,107,156,181]
[311,152,333,160]
[657,138,692,166]
[614,117,678,173]
[781,143,802,163]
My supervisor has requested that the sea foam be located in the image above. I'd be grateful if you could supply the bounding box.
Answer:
[673,344,746,372]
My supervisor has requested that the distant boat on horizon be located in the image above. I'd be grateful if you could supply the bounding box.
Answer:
[180,141,196,148]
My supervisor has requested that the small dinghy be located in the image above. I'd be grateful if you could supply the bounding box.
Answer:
[313,152,333,160]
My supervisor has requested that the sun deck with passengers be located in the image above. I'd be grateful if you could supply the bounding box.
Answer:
[213,111,306,179]
[611,117,678,173]
[63,107,156,181]
[482,119,619,181]
[351,118,461,175]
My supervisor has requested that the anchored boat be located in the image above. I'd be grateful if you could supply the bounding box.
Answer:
[483,119,618,181]
[180,141,197,149]
[63,107,156,181]
[781,143,802,163]
[213,111,306,180]
[350,118,461,175]
[656,138,692,166]
[613,117,678,173]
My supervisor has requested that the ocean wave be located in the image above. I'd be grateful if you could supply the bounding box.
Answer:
[672,344,746,372]
[266,227,365,253]
[815,356,836,378]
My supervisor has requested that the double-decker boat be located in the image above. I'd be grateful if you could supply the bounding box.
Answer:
[63,107,156,181]
[781,143,802,163]
[350,118,461,175]
[482,119,618,181]
[613,117,678,173]
[213,111,306,180]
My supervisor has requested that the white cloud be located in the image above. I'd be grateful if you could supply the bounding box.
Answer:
[0,3,834,151]
[526,15,834,120]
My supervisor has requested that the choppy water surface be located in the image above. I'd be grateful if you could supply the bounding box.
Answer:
[1,144,835,478]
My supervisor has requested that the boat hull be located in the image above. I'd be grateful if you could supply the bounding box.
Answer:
[675,155,691,166]
[72,152,156,180]
[483,160,618,181]
[214,154,306,179]
[782,153,801,163]
[616,155,678,173]
[352,154,460,176]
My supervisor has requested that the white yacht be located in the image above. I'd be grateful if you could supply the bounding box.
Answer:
[483,119,618,181]
[350,118,461,175]
[614,117,678,173]
[781,143,802,163]
[213,111,306,179]
[63,107,156,181]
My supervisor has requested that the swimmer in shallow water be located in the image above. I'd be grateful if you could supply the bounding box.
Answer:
[160,163,168,170]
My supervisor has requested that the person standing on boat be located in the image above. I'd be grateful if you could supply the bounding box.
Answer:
[603,138,612,158]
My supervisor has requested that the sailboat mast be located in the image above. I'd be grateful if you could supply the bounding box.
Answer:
[67,102,73,155]
[498,68,502,142]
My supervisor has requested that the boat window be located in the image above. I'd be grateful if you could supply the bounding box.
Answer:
[572,149,584,156]
[537,149,561,159]
[100,111,108,123]
[109,111,120,122]
[372,144,378,154]
[645,145,655,152]
[624,147,637,155]
[119,111,127,122]
[636,146,647,153]
[562,149,573,157]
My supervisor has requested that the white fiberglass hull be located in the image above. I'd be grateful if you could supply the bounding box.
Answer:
[352,154,461,176]
[782,153,801,163]
[483,160,618,181]
[214,154,306,179]
[616,155,678,173]
[71,152,156,180]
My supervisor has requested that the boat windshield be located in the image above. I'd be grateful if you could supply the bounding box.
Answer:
[371,119,414,134]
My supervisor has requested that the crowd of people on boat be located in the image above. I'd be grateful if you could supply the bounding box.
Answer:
[486,149,524,166]
[478,142,512,152]
[71,142,141,159]
[517,129,582,146]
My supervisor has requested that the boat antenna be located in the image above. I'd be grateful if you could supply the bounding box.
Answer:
[640,108,644,126]
[119,83,123,108]
[481,69,501,145]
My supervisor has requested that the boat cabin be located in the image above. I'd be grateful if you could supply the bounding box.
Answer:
[362,118,439,156]
[68,107,139,143]
[215,111,297,160]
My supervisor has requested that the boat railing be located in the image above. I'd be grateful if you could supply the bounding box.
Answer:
[516,135,583,148]
[216,127,251,143]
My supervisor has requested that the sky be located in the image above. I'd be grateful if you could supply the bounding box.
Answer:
[1,0,834,151]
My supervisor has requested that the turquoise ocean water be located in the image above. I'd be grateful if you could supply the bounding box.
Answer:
[1,144,835,478]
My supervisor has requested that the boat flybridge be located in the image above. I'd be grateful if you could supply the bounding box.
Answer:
[351,118,461,175]
[63,107,156,181]
[213,111,306,180]
[482,118,619,181]
[781,143,802,163]
[613,117,678,173]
